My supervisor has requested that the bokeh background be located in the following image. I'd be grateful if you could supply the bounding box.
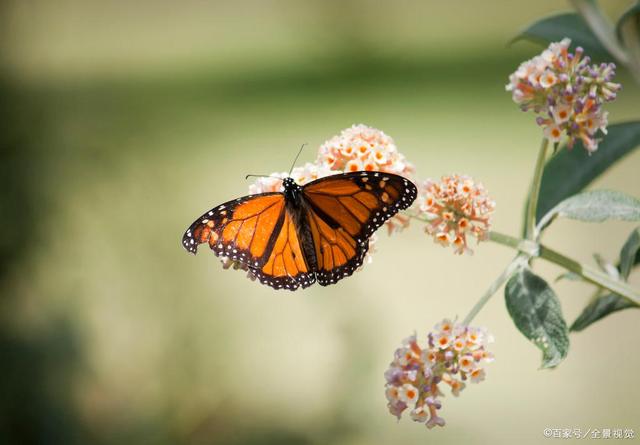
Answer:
[1,1,639,444]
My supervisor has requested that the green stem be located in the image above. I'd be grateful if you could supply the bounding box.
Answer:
[525,138,549,240]
[488,231,539,257]
[488,230,640,305]
[462,255,526,325]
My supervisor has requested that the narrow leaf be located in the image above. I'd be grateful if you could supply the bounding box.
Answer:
[619,227,640,279]
[615,1,640,43]
[536,121,640,223]
[512,13,613,62]
[505,267,569,369]
[570,293,638,332]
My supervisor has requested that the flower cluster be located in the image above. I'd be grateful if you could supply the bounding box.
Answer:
[384,319,494,429]
[418,175,495,254]
[506,38,621,152]
[317,124,415,177]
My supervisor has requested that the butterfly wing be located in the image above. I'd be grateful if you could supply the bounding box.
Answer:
[183,192,285,265]
[302,171,417,286]
[182,192,316,290]
[251,209,316,290]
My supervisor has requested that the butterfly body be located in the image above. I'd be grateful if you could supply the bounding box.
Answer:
[183,171,417,290]
[281,176,319,273]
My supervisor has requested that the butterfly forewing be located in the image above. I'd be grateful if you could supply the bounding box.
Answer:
[302,171,417,286]
[182,192,286,268]
[182,192,316,290]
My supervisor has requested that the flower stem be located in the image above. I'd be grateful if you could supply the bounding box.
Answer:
[462,255,526,325]
[524,138,549,240]
[488,230,640,305]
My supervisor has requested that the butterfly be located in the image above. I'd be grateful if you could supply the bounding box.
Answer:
[182,170,417,290]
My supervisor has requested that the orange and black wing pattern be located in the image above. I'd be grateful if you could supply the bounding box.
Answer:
[302,171,417,286]
[250,209,316,290]
[182,192,316,290]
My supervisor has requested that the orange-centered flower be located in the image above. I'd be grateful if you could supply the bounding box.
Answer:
[418,175,495,255]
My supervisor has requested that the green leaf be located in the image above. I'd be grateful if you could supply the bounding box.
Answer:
[570,227,640,333]
[512,13,613,62]
[570,293,638,332]
[536,121,640,223]
[615,1,640,44]
[538,190,640,230]
[634,247,640,269]
[619,227,640,279]
[505,267,570,369]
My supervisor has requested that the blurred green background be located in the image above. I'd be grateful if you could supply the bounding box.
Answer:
[1,1,639,444]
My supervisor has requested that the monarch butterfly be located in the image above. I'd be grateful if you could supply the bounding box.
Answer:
[182,170,417,290]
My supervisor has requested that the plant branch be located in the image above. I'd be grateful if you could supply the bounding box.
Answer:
[537,244,640,305]
[488,230,640,305]
[524,138,549,240]
[488,231,540,256]
[462,254,527,325]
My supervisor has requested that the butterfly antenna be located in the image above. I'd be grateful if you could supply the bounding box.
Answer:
[245,174,272,180]
[288,143,307,176]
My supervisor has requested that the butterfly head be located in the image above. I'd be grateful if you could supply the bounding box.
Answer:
[282,176,302,201]
[282,176,297,189]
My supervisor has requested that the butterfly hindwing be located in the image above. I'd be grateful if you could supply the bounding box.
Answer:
[305,205,363,286]
[252,210,316,290]
[302,171,417,286]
